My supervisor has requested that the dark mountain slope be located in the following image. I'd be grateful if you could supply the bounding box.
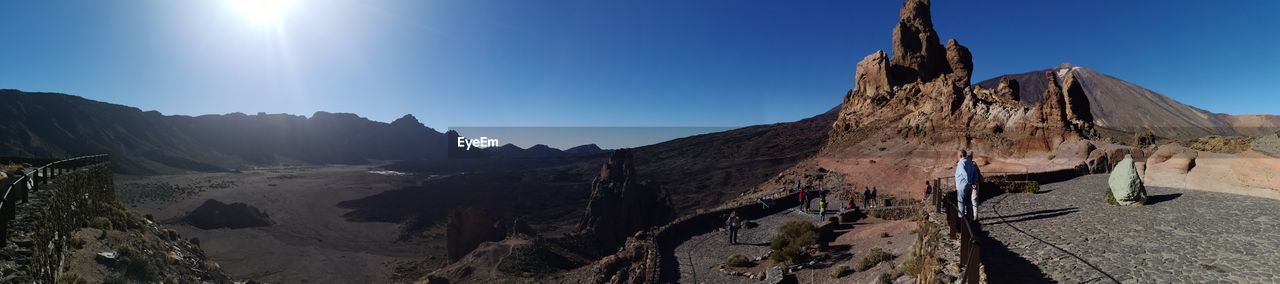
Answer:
[0,89,449,174]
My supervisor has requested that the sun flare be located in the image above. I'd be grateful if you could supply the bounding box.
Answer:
[227,0,294,28]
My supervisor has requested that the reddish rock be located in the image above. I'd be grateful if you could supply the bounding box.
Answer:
[946,39,973,85]
[855,50,893,96]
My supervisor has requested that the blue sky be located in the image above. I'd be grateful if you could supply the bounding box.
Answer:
[1,1,1277,148]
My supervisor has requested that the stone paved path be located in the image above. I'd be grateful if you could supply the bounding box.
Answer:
[978,174,1280,283]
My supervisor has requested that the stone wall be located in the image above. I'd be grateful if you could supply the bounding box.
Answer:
[0,163,114,283]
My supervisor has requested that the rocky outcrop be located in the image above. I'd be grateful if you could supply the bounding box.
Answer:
[444,207,510,262]
[579,149,673,252]
[1061,73,1096,132]
[889,0,950,84]
[182,199,274,229]
[996,76,1020,102]
[945,39,973,85]
[1107,154,1147,206]
[828,0,1096,157]
[1147,144,1198,174]
[581,231,660,284]
[854,51,892,96]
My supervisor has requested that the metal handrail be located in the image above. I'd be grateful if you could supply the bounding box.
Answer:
[0,154,110,247]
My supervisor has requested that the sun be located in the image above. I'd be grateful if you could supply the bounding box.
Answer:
[226,0,295,28]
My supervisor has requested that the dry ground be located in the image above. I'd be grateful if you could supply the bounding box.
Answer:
[116,165,439,283]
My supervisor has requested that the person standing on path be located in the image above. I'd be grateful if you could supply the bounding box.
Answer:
[862,187,871,208]
[871,187,878,207]
[925,181,932,196]
[955,149,981,220]
[818,194,828,222]
[726,211,741,244]
[964,151,983,220]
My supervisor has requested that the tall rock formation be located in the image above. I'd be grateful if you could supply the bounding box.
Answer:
[945,39,973,85]
[829,0,1095,157]
[889,0,951,84]
[579,149,673,252]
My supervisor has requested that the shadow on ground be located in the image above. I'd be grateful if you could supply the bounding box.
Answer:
[979,207,1078,226]
[978,228,1054,284]
[1147,193,1182,205]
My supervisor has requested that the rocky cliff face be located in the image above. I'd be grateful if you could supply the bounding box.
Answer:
[579,149,673,252]
[828,0,1095,157]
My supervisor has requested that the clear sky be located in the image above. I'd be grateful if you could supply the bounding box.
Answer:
[1,1,1277,148]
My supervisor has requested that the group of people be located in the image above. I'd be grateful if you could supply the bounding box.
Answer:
[725,148,983,245]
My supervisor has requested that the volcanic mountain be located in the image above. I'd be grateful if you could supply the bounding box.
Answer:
[977,66,1280,140]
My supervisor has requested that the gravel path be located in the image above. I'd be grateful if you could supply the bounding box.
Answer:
[669,202,852,284]
[978,174,1280,283]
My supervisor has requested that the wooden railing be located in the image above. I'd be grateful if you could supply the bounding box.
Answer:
[930,177,982,284]
[0,154,111,247]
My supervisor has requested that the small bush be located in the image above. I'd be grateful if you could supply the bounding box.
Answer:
[830,265,852,278]
[114,246,161,282]
[58,273,89,284]
[725,254,753,268]
[1104,190,1119,205]
[878,272,894,283]
[880,232,891,238]
[68,237,86,250]
[854,248,897,272]
[90,217,113,230]
[770,220,818,265]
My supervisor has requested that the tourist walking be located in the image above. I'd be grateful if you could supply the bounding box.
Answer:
[726,211,741,244]
[924,181,932,196]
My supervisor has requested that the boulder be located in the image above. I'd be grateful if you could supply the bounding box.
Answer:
[889,0,950,84]
[765,266,788,284]
[1147,143,1198,173]
[945,39,973,85]
[1108,154,1147,206]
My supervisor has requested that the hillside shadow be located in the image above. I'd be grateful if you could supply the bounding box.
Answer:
[1146,193,1182,205]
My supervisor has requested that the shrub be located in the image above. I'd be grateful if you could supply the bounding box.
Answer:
[69,237,86,250]
[90,217,113,230]
[830,265,852,278]
[114,246,160,282]
[770,220,818,265]
[854,248,896,272]
[725,254,753,268]
[878,272,894,283]
[58,273,88,284]
[1104,190,1119,205]
[880,232,891,238]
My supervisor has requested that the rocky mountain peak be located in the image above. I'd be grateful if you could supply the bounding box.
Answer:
[889,0,950,84]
